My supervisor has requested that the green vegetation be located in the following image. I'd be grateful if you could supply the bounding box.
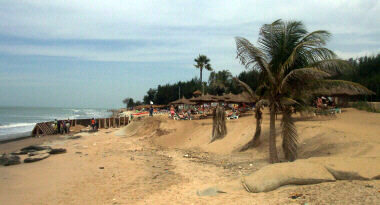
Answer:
[339,54,380,101]
[351,101,380,113]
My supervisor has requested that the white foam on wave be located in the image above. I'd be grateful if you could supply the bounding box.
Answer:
[0,122,36,129]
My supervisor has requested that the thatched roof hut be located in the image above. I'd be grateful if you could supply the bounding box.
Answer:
[169,97,196,105]
[189,93,218,103]
[193,90,202,96]
[313,82,375,96]
[220,92,256,103]
[135,104,167,110]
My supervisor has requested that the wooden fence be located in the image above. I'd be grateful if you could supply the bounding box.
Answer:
[31,116,129,137]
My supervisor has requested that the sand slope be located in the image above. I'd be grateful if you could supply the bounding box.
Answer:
[0,108,379,204]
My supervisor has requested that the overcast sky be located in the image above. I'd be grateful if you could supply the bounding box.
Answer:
[0,0,379,108]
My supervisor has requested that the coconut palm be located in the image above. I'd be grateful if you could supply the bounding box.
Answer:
[194,54,213,94]
[235,19,372,163]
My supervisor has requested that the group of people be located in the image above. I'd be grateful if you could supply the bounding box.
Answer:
[315,96,335,109]
[169,105,194,120]
[54,119,71,134]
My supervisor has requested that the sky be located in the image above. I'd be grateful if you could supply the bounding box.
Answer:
[0,0,379,108]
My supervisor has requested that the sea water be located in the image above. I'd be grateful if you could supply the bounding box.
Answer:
[0,107,111,141]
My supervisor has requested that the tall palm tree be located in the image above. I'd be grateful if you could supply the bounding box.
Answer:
[235,19,372,163]
[194,54,213,94]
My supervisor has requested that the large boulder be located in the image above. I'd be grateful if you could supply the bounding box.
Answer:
[309,157,380,180]
[24,153,50,163]
[242,161,335,193]
[0,154,21,166]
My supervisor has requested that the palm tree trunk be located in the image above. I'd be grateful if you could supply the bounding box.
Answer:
[239,107,262,151]
[269,104,279,163]
[211,105,227,143]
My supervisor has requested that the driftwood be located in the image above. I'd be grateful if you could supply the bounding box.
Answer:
[211,105,227,143]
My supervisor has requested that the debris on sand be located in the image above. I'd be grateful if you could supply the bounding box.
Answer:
[0,154,21,166]
[24,153,50,163]
[64,135,81,140]
[48,148,66,154]
[289,192,303,199]
[196,187,226,196]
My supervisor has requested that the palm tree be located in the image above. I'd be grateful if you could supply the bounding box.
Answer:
[235,19,372,163]
[194,54,213,94]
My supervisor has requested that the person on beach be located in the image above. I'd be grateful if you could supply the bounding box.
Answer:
[57,120,61,134]
[91,118,96,131]
[54,119,58,133]
[61,120,66,134]
[65,119,71,133]
[170,105,175,119]
[149,106,153,117]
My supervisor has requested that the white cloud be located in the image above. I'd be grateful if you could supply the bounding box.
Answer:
[0,0,379,67]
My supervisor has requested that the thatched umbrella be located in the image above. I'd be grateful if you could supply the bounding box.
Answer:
[193,90,202,96]
[169,97,196,105]
[222,92,256,103]
[189,93,218,103]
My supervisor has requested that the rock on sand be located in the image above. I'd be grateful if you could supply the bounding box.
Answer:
[0,154,21,166]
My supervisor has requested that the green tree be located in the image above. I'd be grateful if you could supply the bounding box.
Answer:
[208,70,233,95]
[194,54,213,94]
[236,19,372,163]
[143,88,157,104]
[123,98,135,108]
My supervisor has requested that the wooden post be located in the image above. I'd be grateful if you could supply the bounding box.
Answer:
[124,116,126,126]
[118,117,121,127]
[108,118,111,128]
[103,118,106,128]
[113,117,116,128]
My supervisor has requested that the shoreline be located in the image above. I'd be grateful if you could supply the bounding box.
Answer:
[1,109,379,204]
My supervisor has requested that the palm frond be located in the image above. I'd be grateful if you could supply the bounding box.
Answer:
[300,30,331,45]
[233,78,258,100]
[281,107,298,161]
[282,41,335,74]
[235,37,275,84]
[280,97,299,106]
[205,63,213,71]
[280,67,331,91]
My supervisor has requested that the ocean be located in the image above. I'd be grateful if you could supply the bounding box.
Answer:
[0,107,112,141]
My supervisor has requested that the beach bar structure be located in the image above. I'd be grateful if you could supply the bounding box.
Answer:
[31,116,129,137]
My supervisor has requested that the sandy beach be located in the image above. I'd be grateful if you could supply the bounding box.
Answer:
[1,108,379,204]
